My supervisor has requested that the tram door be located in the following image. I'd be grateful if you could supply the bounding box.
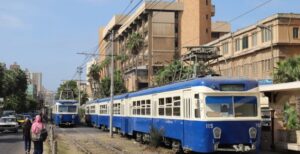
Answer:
[183,90,192,145]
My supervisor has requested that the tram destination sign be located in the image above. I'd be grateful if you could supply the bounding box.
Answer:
[220,84,244,91]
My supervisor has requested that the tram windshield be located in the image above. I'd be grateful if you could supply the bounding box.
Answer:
[205,96,257,117]
[58,105,77,113]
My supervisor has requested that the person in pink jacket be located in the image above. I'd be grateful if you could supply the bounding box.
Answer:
[31,115,45,154]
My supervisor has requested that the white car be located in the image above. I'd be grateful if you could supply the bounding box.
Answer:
[0,116,19,133]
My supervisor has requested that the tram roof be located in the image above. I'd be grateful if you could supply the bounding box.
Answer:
[93,77,258,103]
[128,77,257,98]
[56,100,78,105]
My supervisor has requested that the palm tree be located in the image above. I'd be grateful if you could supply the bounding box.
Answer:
[88,63,101,98]
[273,56,300,83]
[126,32,144,90]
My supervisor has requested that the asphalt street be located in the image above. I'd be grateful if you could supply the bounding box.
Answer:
[0,130,25,154]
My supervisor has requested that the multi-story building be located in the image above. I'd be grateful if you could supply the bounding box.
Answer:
[206,13,300,82]
[86,58,97,99]
[98,0,215,92]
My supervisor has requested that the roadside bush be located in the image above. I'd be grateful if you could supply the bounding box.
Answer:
[284,103,300,130]
[149,125,164,148]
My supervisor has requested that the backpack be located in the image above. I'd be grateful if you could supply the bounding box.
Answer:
[31,128,48,142]
[40,128,48,142]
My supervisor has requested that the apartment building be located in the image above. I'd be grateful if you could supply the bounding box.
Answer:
[98,0,214,92]
[206,13,300,82]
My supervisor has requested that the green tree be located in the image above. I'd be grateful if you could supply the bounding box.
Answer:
[274,56,300,83]
[284,103,300,130]
[2,67,28,112]
[126,32,144,90]
[99,70,127,98]
[0,63,5,97]
[154,60,216,86]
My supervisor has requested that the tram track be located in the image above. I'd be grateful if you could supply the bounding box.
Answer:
[58,126,127,154]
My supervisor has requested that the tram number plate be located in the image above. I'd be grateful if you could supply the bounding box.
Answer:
[206,123,214,129]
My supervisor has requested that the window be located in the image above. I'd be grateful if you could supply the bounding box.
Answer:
[293,27,299,39]
[194,94,201,118]
[262,26,272,42]
[113,103,120,115]
[206,96,257,117]
[146,100,151,115]
[141,100,145,115]
[99,105,107,114]
[235,38,240,51]
[132,100,151,116]
[137,101,141,115]
[90,106,95,114]
[166,97,172,116]
[159,98,164,116]
[252,32,257,47]
[242,35,248,49]
[222,42,228,54]
[173,96,181,116]
[133,101,136,115]
[158,96,181,117]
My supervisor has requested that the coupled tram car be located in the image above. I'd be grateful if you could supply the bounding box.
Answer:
[51,100,80,126]
[85,77,261,153]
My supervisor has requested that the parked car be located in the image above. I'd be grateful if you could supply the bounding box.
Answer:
[0,117,19,133]
[2,110,16,117]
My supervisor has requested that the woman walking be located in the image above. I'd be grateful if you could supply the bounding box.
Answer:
[31,115,45,154]
[23,118,32,154]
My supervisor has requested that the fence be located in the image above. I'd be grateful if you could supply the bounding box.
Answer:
[48,125,57,154]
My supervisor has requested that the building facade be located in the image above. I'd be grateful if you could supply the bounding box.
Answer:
[98,0,215,92]
[206,13,300,82]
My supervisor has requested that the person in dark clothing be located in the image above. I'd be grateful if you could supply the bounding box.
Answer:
[23,118,32,154]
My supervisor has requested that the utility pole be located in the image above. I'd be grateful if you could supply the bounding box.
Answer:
[109,30,114,138]
[77,67,83,105]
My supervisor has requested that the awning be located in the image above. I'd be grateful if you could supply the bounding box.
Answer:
[259,81,300,92]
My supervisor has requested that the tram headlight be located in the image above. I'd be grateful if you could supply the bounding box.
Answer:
[213,127,222,139]
[72,115,75,119]
[249,127,257,139]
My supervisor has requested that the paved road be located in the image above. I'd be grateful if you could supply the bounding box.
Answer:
[0,130,24,154]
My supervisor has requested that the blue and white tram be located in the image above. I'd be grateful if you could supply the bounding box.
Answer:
[86,77,261,153]
[51,100,80,126]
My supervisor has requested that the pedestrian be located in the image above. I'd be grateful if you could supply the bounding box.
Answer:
[31,115,45,154]
[23,118,32,154]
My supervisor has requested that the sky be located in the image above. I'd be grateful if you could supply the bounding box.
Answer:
[0,0,299,91]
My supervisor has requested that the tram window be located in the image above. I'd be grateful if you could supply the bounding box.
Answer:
[206,96,233,117]
[159,98,164,105]
[146,100,151,115]
[195,94,201,118]
[137,101,141,115]
[141,100,146,115]
[159,98,165,116]
[133,101,136,115]
[90,106,95,113]
[113,103,120,115]
[234,96,257,117]
[173,96,180,116]
[100,105,107,114]
[166,97,172,116]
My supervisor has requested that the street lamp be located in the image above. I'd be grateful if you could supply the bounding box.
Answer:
[257,24,274,78]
